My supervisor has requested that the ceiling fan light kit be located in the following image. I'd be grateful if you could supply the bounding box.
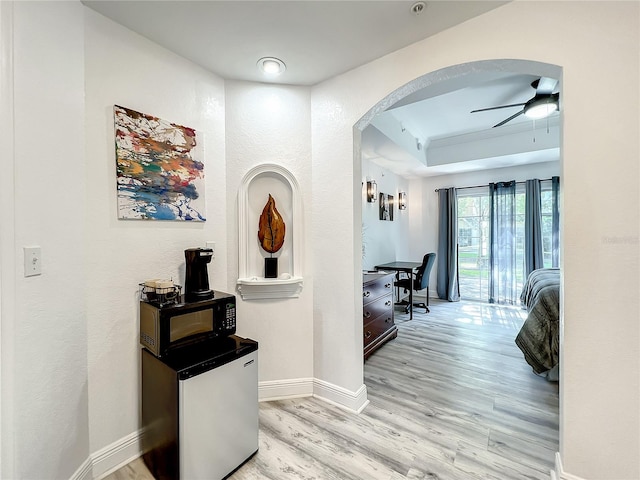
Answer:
[523,96,558,119]
[471,77,559,128]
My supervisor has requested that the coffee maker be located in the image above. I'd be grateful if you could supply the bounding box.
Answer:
[184,247,214,301]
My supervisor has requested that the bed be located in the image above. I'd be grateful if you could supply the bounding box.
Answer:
[515,268,560,379]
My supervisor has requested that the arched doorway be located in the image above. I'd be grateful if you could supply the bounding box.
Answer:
[354,58,562,474]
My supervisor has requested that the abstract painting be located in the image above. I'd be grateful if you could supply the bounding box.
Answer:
[114,105,206,221]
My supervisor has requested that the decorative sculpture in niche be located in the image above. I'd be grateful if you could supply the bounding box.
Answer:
[258,194,285,278]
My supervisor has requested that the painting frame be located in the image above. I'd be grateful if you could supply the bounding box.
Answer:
[113,105,206,221]
[379,192,394,221]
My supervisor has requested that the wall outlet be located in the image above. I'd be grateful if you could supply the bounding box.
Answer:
[24,246,42,277]
[206,241,216,258]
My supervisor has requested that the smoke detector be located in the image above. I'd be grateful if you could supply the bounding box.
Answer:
[411,2,426,15]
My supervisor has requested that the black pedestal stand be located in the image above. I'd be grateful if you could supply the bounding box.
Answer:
[265,258,278,278]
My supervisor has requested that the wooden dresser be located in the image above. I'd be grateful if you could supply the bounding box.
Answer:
[363,272,398,360]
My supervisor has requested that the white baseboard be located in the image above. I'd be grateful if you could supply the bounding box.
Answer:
[69,456,93,480]
[313,378,369,413]
[70,377,369,480]
[554,452,587,480]
[92,430,142,480]
[259,377,314,401]
[259,377,369,413]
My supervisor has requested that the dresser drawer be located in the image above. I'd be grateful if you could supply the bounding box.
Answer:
[363,314,394,347]
[363,276,393,303]
[363,294,393,322]
[362,271,396,360]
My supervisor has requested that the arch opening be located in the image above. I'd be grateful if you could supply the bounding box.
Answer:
[354,58,563,469]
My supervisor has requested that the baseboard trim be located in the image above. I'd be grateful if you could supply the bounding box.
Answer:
[259,377,314,401]
[258,377,369,414]
[313,378,369,413]
[69,456,93,480]
[92,430,142,480]
[71,377,369,480]
[554,452,587,480]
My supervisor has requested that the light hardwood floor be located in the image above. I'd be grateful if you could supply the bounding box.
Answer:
[105,299,558,480]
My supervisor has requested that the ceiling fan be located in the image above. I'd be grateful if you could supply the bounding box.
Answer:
[471,77,559,128]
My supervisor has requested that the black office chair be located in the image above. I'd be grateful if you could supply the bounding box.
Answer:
[394,253,436,314]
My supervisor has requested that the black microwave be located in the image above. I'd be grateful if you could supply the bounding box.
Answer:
[140,291,236,357]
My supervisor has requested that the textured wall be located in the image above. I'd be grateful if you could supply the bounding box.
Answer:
[2,2,637,479]
[361,159,410,271]
[7,2,89,478]
[84,9,226,454]
[225,81,314,385]
[311,2,638,478]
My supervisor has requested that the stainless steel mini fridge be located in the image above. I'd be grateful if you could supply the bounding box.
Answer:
[141,336,259,480]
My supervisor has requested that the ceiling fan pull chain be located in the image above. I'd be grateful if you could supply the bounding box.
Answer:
[532,118,536,143]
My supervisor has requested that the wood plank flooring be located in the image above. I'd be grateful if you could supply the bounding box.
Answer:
[104,299,558,480]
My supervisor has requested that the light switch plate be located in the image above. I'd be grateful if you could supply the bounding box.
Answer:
[24,246,42,277]
[206,241,216,258]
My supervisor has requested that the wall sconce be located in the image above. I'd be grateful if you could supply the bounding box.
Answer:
[398,191,407,210]
[366,180,377,202]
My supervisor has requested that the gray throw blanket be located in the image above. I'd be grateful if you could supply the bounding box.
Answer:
[515,268,560,375]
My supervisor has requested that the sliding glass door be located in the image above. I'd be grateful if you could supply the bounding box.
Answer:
[457,187,490,301]
[457,181,556,302]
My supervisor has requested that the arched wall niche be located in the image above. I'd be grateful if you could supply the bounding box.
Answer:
[237,163,303,300]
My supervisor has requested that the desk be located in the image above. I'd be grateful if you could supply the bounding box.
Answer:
[374,261,422,320]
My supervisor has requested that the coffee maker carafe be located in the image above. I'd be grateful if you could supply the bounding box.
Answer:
[184,248,214,302]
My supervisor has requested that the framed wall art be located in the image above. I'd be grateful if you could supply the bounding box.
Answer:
[379,193,394,221]
[114,105,206,221]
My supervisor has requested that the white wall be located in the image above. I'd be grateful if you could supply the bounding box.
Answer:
[312,2,638,479]
[0,3,12,476]
[84,8,226,460]
[361,159,410,271]
[1,2,638,479]
[2,2,89,478]
[312,93,363,394]
[225,81,314,388]
[4,7,316,476]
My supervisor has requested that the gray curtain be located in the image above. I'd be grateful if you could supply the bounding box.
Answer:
[552,176,560,267]
[525,179,544,276]
[489,181,516,304]
[437,188,460,302]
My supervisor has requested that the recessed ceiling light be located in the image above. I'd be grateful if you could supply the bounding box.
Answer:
[257,57,286,76]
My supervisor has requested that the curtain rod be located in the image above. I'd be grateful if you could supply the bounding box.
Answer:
[434,177,557,193]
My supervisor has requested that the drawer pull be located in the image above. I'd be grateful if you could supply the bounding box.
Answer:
[363,291,370,298]
[385,300,392,306]
[385,317,391,323]
[384,283,391,288]
[364,311,371,319]
[365,331,372,339]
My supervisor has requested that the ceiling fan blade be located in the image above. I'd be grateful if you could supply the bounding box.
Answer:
[471,102,526,113]
[493,110,524,128]
[535,77,558,95]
